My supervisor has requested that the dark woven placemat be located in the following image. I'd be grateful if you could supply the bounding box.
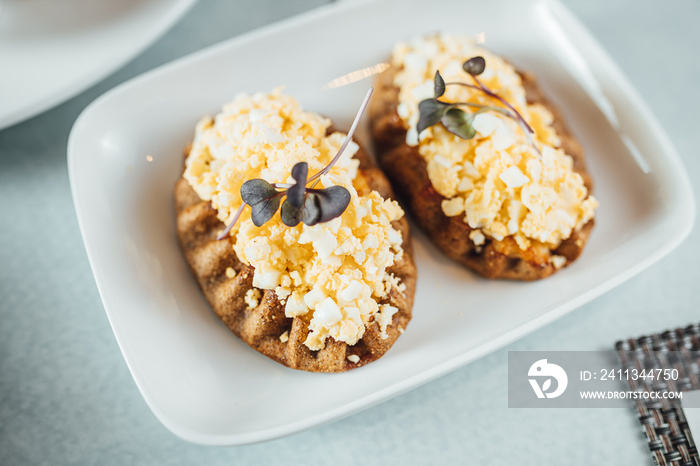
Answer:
[616,324,700,466]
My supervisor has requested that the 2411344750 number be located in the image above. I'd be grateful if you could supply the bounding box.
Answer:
[599,368,679,381]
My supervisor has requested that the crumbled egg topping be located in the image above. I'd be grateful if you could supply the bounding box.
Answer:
[392,33,598,249]
[244,288,261,309]
[184,89,405,350]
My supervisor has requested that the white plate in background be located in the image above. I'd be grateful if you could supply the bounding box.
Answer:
[68,0,694,445]
[0,0,196,130]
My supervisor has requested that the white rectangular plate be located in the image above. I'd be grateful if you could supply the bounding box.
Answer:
[68,0,694,445]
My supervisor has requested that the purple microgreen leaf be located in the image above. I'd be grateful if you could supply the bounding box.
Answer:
[311,185,351,223]
[301,193,321,226]
[280,199,302,227]
[434,70,446,98]
[240,179,278,206]
[307,87,373,184]
[249,192,281,227]
[287,162,308,208]
[240,179,282,227]
[462,56,486,76]
[417,98,449,134]
[216,203,246,240]
[441,107,476,139]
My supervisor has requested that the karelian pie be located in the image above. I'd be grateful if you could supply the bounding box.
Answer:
[175,89,416,372]
[370,34,597,280]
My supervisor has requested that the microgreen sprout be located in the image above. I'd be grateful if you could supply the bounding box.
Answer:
[216,87,373,240]
[417,56,541,155]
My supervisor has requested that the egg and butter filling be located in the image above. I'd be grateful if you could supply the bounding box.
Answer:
[392,33,597,252]
[184,89,405,350]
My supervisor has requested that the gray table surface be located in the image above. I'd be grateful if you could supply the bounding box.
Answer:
[2,0,698,464]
